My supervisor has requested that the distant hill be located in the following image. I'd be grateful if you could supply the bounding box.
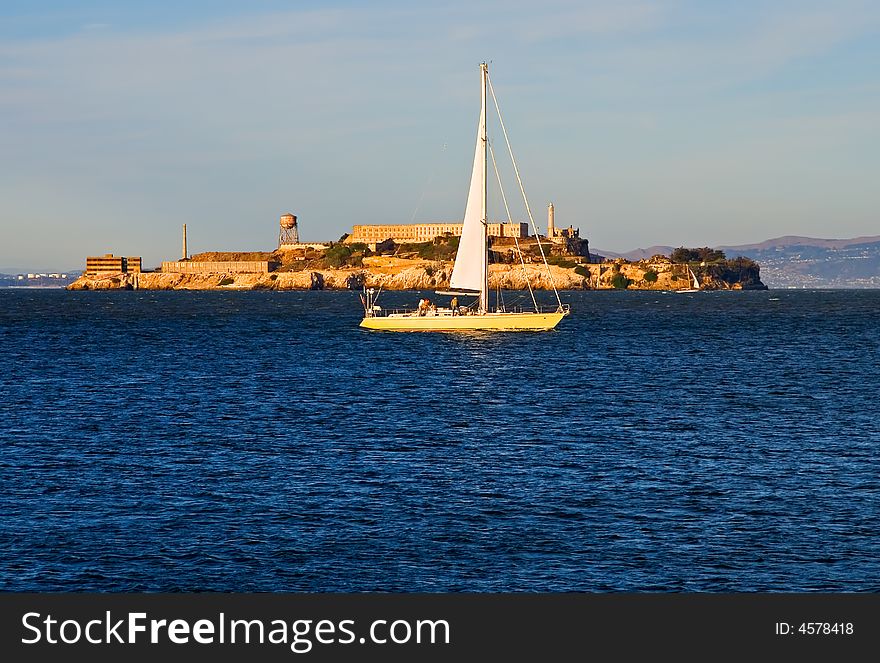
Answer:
[594,246,675,261]
[593,236,880,288]
[718,235,880,253]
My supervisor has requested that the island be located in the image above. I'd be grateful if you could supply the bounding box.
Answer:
[68,239,767,291]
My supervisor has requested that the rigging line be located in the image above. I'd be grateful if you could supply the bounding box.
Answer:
[408,184,430,224]
[487,73,563,310]
[408,142,448,224]
[370,237,407,307]
[489,142,538,311]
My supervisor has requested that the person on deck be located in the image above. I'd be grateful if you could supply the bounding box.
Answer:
[450,296,458,315]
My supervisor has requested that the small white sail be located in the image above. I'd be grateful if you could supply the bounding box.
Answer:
[689,267,700,289]
[448,89,486,296]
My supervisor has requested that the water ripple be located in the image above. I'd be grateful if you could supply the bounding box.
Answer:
[0,289,878,591]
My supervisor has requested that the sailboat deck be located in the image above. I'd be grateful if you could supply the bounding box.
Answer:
[371,304,567,318]
[360,305,569,331]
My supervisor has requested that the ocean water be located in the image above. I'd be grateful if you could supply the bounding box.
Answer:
[0,289,878,592]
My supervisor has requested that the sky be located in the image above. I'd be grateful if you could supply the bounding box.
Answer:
[1,1,878,271]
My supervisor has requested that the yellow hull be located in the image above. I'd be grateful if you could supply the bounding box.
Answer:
[360,311,566,331]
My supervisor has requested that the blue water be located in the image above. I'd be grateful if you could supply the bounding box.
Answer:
[0,289,878,592]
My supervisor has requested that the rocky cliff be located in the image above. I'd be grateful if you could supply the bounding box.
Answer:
[67,256,765,291]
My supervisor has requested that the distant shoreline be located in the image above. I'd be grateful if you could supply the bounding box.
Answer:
[0,285,69,290]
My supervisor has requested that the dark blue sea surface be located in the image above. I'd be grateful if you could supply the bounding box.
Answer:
[1,289,878,592]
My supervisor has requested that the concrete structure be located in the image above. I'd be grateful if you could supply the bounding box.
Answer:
[161,261,269,274]
[279,213,300,247]
[546,203,579,242]
[85,254,142,274]
[182,224,188,260]
[278,243,331,251]
[555,225,579,240]
[346,222,528,245]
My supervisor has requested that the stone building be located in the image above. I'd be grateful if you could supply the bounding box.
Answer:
[546,203,579,242]
[85,254,142,274]
[346,222,528,245]
[160,261,269,274]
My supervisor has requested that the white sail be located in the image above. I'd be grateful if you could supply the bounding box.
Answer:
[359,63,570,330]
[448,77,487,298]
[689,267,700,289]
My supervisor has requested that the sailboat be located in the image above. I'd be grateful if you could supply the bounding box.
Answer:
[678,266,702,293]
[360,63,570,331]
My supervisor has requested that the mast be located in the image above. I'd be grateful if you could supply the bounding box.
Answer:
[448,63,490,300]
[480,62,489,314]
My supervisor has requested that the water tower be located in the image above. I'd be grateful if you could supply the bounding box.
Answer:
[279,213,299,246]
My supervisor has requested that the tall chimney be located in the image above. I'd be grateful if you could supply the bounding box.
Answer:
[547,202,555,238]
[182,223,188,260]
